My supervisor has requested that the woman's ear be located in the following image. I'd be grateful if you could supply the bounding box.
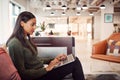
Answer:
[20,21,24,27]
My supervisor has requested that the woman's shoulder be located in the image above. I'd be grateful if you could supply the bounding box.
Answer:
[8,37,22,47]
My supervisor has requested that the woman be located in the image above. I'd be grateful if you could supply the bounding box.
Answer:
[6,11,85,80]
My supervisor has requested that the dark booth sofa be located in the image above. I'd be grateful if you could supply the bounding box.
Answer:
[32,37,75,80]
[0,37,75,80]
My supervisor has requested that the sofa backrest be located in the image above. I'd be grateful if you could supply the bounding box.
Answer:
[0,48,21,80]
[108,33,120,41]
[32,37,75,58]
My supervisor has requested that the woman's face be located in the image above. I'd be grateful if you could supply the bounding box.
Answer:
[21,18,36,35]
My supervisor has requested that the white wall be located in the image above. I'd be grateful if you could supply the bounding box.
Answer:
[94,15,101,40]
[0,0,9,44]
[0,0,27,45]
[100,0,114,40]
[0,0,1,44]
[93,0,120,40]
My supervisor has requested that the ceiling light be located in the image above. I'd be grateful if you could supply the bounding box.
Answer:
[89,12,94,16]
[76,6,81,10]
[62,5,67,9]
[100,5,105,9]
[76,12,81,15]
[62,12,66,15]
[45,5,51,10]
[50,12,55,16]
[82,5,88,9]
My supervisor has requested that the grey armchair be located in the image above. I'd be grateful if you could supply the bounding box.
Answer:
[32,36,75,80]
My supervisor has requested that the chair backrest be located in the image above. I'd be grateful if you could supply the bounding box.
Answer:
[0,48,21,80]
[108,33,120,41]
[32,37,75,57]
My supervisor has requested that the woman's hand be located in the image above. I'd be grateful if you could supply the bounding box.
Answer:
[46,58,60,71]
[55,54,67,61]
[45,54,67,71]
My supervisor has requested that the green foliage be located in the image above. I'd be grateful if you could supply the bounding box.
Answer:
[38,21,48,31]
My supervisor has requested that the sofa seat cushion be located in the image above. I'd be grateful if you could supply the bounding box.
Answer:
[91,54,120,63]
[0,48,21,80]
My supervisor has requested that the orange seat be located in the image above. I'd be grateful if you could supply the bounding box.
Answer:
[91,33,120,63]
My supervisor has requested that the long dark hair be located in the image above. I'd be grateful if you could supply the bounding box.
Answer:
[6,11,37,54]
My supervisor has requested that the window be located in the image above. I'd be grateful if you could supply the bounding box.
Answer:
[9,1,21,28]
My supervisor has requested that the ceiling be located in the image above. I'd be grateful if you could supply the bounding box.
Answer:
[30,0,105,12]
[28,0,120,24]
[29,0,120,15]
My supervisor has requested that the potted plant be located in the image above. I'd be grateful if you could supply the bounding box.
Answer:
[35,21,48,36]
[39,21,48,32]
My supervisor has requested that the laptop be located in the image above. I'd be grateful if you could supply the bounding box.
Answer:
[54,54,75,68]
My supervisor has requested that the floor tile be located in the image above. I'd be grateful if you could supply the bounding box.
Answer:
[75,38,120,75]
